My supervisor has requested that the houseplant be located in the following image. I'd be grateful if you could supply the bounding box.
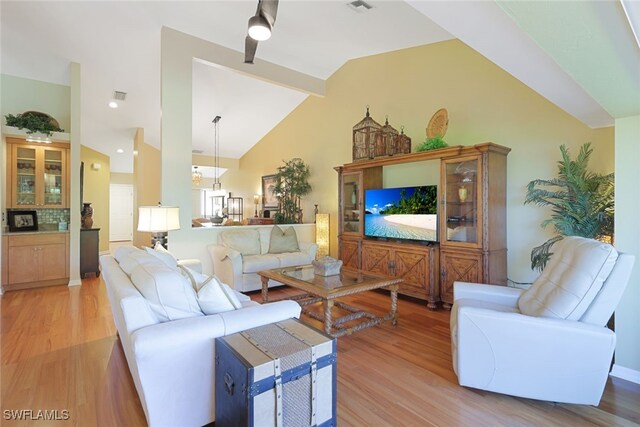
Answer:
[5,111,64,136]
[416,135,448,152]
[273,158,311,224]
[525,142,614,271]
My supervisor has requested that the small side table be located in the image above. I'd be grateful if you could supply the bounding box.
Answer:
[80,228,100,278]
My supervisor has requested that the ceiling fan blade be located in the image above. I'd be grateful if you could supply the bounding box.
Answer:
[245,35,258,64]
[259,0,279,27]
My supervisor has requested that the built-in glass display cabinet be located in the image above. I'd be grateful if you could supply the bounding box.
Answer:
[8,139,68,208]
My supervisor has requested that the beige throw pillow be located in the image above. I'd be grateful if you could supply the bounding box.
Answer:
[268,226,300,254]
[220,229,261,255]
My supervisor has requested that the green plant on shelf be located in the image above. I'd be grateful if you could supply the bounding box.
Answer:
[416,135,448,152]
[5,112,64,136]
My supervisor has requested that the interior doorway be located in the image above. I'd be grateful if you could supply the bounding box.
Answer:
[109,184,133,241]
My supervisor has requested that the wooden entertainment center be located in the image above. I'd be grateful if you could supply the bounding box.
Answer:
[335,143,510,309]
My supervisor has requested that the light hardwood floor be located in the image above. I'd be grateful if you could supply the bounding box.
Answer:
[1,278,639,426]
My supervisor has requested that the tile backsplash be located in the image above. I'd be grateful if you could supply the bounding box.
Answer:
[7,208,70,225]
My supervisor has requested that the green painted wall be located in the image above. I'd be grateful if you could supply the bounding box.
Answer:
[614,115,640,375]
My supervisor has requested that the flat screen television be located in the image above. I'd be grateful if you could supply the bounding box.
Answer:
[364,185,438,242]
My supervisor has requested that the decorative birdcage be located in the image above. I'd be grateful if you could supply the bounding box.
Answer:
[352,106,382,162]
[375,116,398,157]
[394,126,412,155]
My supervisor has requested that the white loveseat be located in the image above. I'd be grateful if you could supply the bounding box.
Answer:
[208,225,318,292]
[100,247,301,427]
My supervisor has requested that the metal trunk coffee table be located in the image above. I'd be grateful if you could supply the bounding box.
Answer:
[258,265,401,338]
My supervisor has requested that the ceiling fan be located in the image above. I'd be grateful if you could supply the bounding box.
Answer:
[244,0,279,64]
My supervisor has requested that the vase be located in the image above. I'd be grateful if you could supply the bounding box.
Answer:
[458,187,468,203]
[81,202,94,229]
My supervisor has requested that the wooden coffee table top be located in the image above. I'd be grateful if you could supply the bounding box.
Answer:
[258,265,402,300]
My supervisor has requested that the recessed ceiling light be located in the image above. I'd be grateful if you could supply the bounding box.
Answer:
[109,101,118,108]
[116,148,124,154]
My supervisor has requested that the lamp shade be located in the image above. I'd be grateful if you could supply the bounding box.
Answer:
[137,206,180,232]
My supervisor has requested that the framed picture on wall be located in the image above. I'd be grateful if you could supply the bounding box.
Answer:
[8,210,38,232]
[262,174,279,209]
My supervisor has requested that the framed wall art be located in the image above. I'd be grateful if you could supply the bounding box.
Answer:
[261,174,279,209]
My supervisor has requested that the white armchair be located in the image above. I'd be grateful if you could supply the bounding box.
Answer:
[450,237,635,405]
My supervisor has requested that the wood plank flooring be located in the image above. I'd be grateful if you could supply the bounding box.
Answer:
[1,278,639,426]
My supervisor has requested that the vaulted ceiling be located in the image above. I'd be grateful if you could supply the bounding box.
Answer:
[2,1,638,173]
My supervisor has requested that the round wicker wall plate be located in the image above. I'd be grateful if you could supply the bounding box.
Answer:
[426,108,449,138]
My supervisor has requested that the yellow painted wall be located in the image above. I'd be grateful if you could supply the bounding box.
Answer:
[80,145,110,252]
[133,129,161,247]
[110,172,133,185]
[223,40,614,282]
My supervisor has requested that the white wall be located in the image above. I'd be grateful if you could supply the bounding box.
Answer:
[159,27,324,262]
[613,115,640,381]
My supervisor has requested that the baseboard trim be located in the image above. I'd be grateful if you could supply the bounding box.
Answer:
[99,250,110,255]
[610,364,640,384]
[68,279,82,287]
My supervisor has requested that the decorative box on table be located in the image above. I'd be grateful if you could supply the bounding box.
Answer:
[215,318,337,427]
[312,257,342,277]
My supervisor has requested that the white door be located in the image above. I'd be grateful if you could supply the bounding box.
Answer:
[110,184,133,241]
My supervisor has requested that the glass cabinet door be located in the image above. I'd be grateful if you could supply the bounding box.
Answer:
[442,156,480,245]
[341,172,361,234]
[15,146,37,206]
[43,148,64,206]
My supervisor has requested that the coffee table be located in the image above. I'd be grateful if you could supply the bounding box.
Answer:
[258,265,401,338]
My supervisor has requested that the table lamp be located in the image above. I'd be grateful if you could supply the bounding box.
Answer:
[137,205,180,248]
[253,194,260,217]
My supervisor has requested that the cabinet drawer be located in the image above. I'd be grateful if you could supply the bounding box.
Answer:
[8,233,66,246]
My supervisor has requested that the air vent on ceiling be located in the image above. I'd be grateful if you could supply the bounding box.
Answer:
[347,0,373,12]
[113,91,127,101]
[192,149,204,154]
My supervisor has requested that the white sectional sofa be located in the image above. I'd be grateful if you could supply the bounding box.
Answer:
[100,246,301,427]
[208,225,318,292]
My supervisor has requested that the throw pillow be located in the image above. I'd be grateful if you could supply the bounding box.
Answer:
[268,226,300,254]
[130,263,203,322]
[144,244,178,269]
[179,265,245,312]
[196,276,243,314]
[220,229,261,255]
[518,236,618,320]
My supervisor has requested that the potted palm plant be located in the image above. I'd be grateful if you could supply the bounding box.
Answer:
[525,143,614,271]
[273,158,311,224]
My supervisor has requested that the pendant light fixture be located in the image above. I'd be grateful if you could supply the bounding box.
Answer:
[212,115,223,192]
[191,166,202,186]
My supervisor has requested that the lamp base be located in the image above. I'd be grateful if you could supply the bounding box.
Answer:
[150,232,168,249]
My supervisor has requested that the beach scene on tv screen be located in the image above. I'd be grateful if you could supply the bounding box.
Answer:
[365,186,438,241]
